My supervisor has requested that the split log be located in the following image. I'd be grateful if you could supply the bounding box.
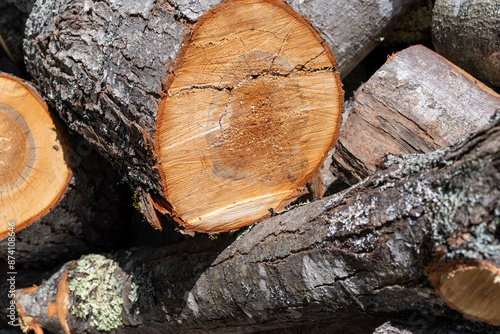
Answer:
[23,0,418,232]
[332,45,500,184]
[0,73,132,270]
[432,0,500,87]
[15,113,500,333]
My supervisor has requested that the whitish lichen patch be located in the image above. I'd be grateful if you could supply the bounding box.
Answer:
[68,254,123,331]
[326,195,378,236]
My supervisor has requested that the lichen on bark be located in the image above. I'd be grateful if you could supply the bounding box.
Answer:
[68,254,124,331]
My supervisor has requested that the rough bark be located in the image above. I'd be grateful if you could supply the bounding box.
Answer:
[15,113,500,333]
[432,0,500,87]
[22,0,418,202]
[332,45,500,184]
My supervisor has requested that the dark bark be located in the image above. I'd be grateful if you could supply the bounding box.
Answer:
[24,0,184,194]
[0,134,133,271]
[15,113,500,333]
[22,0,419,200]
[373,312,500,334]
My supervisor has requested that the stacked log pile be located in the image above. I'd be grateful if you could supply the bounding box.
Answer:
[0,0,499,333]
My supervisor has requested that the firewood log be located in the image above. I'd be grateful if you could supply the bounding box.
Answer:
[332,45,500,184]
[432,0,500,87]
[23,0,419,233]
[0,73,71,236]
[154,0,343,232]
[14,113,500,333]
[0,73,131,269]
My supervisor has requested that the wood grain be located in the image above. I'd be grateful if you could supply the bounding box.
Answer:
[0,73,71,239]
[156,0,342,232]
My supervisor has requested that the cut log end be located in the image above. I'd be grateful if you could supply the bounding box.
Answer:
[431,260,500,326]
[0,73,71,239]
[155,0,343,233]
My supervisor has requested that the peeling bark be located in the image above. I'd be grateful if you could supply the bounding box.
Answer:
[15,114,500,333]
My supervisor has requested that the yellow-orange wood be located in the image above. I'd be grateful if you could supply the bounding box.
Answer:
[0,73,71,239]
[156,0,343,233]
[433,261,500,326]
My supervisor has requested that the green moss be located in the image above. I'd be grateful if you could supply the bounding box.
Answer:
[236,224,254,240]
[132,191,141,211]
[68,254,123,331]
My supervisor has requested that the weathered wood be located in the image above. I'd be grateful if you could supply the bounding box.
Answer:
[0,73,133,270]
[332,45,500,184]
[15,113,500,333]
[432,0,500,87]
[23,0,418,226]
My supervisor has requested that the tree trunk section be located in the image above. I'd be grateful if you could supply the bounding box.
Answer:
[332,45,500,184]
[432,0,500,87]
[23,0,418,209]
[15,113,500,333]
[0,73,133,270]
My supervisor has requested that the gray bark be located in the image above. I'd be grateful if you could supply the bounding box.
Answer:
[15,113,500,334]
[24,0,185,193]
[286,0,418,77]
[331,45,500,184]
[432,0,500,87]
